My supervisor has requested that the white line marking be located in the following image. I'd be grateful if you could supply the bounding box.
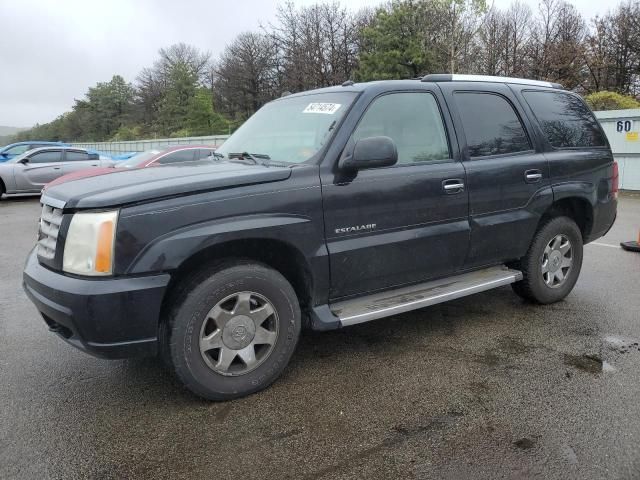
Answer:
[590,242,620,249]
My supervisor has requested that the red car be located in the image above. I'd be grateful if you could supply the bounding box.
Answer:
[44,145,218,191]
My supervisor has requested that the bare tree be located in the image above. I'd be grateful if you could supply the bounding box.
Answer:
[213,32,279,121]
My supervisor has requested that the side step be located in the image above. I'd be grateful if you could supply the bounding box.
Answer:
[330,266,523,326]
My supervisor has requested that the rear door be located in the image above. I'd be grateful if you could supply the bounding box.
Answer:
[321,88,469,299]
[14,149,64,191]
[440,83,553,268]
[62,150,101,175]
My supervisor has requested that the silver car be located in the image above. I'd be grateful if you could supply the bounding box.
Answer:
[0,147,114,199]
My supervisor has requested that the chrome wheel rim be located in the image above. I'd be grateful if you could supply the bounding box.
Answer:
[199,291,278,376]
[541,234,573,288]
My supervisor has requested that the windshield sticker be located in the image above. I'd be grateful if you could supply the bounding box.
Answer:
[303,103,342,114]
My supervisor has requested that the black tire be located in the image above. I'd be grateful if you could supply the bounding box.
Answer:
[0,181,5,200]
[511,216,583,304]
[163,261,301,401]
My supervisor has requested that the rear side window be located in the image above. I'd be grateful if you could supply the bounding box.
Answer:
[523,91,606,148]
[157,149,196,165]
[65,151,90,161]
[351,92,450,165]
[29,151,62,163]
[455,92,531,157]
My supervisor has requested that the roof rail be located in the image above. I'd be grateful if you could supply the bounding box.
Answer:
[421,74,563,89]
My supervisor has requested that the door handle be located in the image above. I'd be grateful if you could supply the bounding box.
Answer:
[442,179,465,194]
[525,169,542,183]
[53,167,61,170]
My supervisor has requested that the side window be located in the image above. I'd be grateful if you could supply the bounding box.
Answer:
[88,153,99,160]
[28,150,62,164]
[64,150,90,161]
[157,149,196,165]
[351,92,450,165]
[455,92,531,158]
[523,91,606,148]
[6,145,30,155]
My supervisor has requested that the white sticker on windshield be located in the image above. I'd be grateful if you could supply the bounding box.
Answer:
[303,103,342,114]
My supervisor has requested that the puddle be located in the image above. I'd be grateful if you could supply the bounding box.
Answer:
[514,437,536,450]
[563,354,608,374]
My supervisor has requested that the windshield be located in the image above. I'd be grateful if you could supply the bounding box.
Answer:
[216,92,357,164]
[115,149,163,168]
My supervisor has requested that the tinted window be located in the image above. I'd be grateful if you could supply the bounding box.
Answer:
[157,149,196,164]
[523,91,606,148]
[351,92,450,164]
[455,92,531,157]
[28,150,62,163]
[64,151,90,161]
[5,145,30,155]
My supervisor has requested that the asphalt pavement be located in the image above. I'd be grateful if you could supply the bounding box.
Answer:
[1,194,639,479]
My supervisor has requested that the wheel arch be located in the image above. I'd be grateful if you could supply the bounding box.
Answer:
[539,196,594,241]
[160,237,314,319]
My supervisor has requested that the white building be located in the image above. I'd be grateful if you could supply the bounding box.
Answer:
[595,109,640,191]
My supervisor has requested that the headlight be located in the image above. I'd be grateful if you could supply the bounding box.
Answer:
[63,211,118,276]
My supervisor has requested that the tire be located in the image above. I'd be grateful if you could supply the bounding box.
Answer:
[0,181,5,200]
[511,216,583,304]
[163,261,301,401]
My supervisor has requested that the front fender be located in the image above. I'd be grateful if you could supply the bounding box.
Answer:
[125,213,312,274]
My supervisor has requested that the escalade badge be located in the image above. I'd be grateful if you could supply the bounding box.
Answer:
[335,223,376,234]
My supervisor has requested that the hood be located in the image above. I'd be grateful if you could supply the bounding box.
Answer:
[43,161,292,209]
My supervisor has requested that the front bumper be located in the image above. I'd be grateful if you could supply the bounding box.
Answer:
[23,248,170,359]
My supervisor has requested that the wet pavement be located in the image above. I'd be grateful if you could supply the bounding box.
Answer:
[1,194,639,479]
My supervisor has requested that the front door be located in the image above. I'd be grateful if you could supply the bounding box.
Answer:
[441,84,553,268]
[15,149,64,191]
[321,90,470,299]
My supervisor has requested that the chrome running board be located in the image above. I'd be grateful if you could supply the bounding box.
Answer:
[331,266,523,326]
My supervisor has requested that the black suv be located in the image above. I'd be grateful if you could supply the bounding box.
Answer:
[23,75,618,400]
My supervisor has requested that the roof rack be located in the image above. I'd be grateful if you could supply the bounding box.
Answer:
[421,74,563,89]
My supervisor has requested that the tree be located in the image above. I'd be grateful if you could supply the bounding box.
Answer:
[436,0,488,73]
[357,1,437,80]
[213,32,279,121]
[585,90,640,110]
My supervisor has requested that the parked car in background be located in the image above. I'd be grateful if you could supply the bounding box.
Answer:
[0,141,69,162]
[0,147,114,199]
[43,145,218,190]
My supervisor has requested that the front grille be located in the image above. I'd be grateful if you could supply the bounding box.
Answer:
[37,204,63,260]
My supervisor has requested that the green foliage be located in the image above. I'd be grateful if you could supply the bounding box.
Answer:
[585,91,640,111]
[356,2,435,81]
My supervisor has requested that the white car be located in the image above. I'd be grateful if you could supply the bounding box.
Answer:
[0,147,114,199]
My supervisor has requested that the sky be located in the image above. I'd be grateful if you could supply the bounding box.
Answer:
[0,0,625,127]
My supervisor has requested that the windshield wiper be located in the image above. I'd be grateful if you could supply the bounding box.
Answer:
[228,152,272,165]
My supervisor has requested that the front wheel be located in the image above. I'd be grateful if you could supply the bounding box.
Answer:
[511,216,583,304]
[163,261,301,401]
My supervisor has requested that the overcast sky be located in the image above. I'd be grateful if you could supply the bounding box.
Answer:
[0,0,625,127]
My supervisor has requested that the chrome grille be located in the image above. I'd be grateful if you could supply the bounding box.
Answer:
[37,204,63,260]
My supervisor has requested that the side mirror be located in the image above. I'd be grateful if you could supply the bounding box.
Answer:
[339,136,398,171]
[0,152,7,157]
[18,157,29,164]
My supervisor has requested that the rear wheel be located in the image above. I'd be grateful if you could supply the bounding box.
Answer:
[511,216,583,304]
[0,181,5,199]
[163,261,301,400]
